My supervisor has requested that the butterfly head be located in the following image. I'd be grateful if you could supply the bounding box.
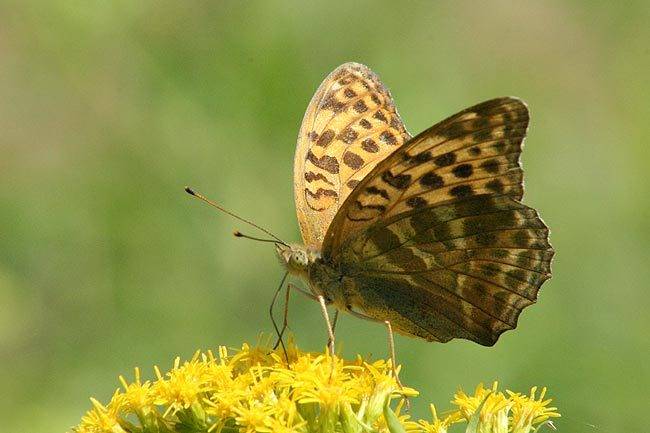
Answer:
[275,243,319,277]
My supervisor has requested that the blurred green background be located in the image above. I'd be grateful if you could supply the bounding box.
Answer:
[1,1,649,432]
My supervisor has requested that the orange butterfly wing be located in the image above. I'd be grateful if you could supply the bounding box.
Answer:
[294,63,411,248]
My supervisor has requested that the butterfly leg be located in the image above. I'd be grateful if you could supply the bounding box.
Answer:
[317,295,336,357]
[287,282,318,300]
[347,309,402,380]
[270,272,289,361]
[288,283,339,347]
[286,284,337,361]
[285,283,338,355]
[385,320,411,411]
[383,320,404,388]
[327,310,339,349]
[280,282,291,337]
[272,281,292,352]
[275,282,320,351]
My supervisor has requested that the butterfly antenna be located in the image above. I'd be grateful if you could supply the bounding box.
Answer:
[234,231,281,244]
[184,186,287,245]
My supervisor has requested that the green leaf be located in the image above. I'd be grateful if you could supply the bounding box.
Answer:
[383,398,406,433]
[340,402,363,433]
[175,406,209,433]
[465,392,491,433]
[297,401,319,430]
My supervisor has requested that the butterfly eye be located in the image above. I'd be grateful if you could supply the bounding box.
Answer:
[325,296,333,303]
[290,251,307,267]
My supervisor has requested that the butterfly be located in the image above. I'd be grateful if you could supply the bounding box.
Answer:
[273,62,553,347]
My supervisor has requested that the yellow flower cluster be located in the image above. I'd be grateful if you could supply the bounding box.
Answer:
[446,382,559,433]
[72,340,559,433]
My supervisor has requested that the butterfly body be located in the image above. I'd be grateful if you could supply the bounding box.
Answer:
[284,62,553,346]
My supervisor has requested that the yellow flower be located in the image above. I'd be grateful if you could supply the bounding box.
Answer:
[72,339,561,433]
[407,404,461,433]
[230,399,276,433]
[152,351,209,414]
[451,382,560,433]
[75,393,127,433]
[453,382,511,433]
[117,368,154,416]
[508,387,560,433]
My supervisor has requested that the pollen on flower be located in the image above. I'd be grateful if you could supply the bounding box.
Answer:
[71,340,560,433]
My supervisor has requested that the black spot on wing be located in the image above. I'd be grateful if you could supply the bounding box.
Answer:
[420,172,444,189]
[452,163,473,178]
[414,151,433,163]
[486,179,504,193]
[434,152,457,167]
[304,171,334,185]
[481,159,500,174]
[338,128,359,144]
[373,110,387,122]
[343,151,364,169]
[382,171,411,189]
[366,186,390,199]
[450,184,474,198]
[379,131,397,145]
[354,100,369,113]
[346,179,360,190]
[406,196,428,208]
[362,138,379,153]
[305,188,338,199]
[316,129,335,147]
[307,151,339,174]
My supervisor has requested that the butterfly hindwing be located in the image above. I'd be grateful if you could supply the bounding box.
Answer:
[321,97,553,345]
[294,63,411,248]
[339,194,552,345]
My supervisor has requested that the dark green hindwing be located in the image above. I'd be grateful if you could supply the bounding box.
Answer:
[340,194,553,346]
[321,97,553,345]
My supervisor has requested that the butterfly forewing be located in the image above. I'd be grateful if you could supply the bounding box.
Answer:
[324,97,529,252]
[294,62,411,248]
[319,96,553,345]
